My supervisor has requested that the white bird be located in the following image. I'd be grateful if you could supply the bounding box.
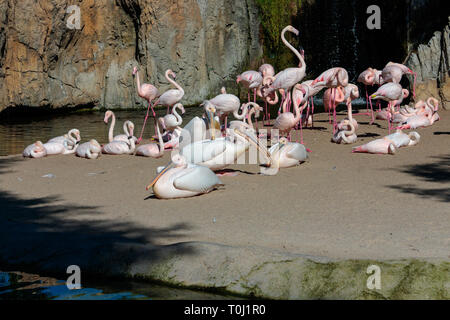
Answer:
[332,119,357,144]
[146,154,224,199]
[48,129,81,147]
[102,135,136,155]
[76,140,102,159]
[260,137,308,175]
[135,118,165,158]
[104,110,137,143]
[23,141,47,158]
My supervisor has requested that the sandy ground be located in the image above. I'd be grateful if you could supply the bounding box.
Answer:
[0,110,449,261]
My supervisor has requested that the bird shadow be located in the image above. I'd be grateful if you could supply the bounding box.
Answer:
[433,131,450,135]
[386,154,450,203]
[358,132,380,138]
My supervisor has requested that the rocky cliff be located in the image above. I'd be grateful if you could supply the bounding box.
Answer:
[0,0,262,112]
[406,16,450,110]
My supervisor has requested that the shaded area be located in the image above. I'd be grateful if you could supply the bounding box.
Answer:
[0,179,195,279]
[388,154,450,203]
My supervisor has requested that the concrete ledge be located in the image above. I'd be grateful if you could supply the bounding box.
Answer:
[2,241,448,299]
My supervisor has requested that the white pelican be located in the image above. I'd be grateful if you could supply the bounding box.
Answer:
[76,140,102,159]
[146,154,224,199]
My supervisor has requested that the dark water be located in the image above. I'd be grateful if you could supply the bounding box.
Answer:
[0,271,238,300]
[0,108,205,156]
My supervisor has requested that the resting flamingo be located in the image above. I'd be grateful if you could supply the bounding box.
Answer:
[332,119,357,144]
[48,129,81,147]
[23,141,47,158]
[133,66,160,143]
[264,25,306,111]
[260,137,308,175]
[385,130,420,148]
[236,70,263,103]
[135,118,165,158]
[104,110,137,143]
[153,69,184,115]
[76,140,102,159]
[102,135,136,155]
[229,102,263,138]
[146,154,224,199]
[352,139,396,155]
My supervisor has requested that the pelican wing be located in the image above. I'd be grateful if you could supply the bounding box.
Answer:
[286,143,308,161]
[174,166,223,193]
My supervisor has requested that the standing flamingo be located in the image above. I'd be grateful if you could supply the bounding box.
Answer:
[322,85,345,133]
[263,25,306,111]
[133,66,160,143]
[202,93,248,133]
[236,70,263,103]
[371,82,409,133]
[342,83,362,126]
[273,92,302,140]
[382,62,417,98]
[357,67,384,113]
[153,69,185,115]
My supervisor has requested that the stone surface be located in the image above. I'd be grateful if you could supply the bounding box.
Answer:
[406,16,450,110]
[0,0,262,112]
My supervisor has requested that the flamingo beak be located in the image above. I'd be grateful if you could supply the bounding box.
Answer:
[370,94,377,99]
[147,161,174,190]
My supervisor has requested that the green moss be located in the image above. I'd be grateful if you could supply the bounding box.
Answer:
[255,0,302,71]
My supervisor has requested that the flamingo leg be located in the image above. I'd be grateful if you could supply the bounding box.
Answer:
[311,97,315,128]
[137,100,156,144]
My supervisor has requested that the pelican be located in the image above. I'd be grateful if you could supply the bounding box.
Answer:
[76,140,102,159]
[181,104,220,144]
[146,154,224,199]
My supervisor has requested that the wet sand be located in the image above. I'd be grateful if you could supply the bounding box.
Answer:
[0,110,449,261]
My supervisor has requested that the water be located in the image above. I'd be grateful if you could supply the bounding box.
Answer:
[0,271,239,300]
[0,108,204,156]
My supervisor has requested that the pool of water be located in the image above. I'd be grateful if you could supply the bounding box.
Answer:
[0,108,205,157]
[0,271,239,300]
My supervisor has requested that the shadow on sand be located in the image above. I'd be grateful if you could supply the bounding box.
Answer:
[0,158,195,280]
[387,154,450,203]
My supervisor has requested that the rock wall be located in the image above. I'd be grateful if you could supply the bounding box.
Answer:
[406,16,450,110]
[0,0,262,113]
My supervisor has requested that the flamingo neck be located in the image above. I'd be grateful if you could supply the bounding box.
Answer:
[166,70,184,95]
[108,112,116,142]
[172,105,183,126]
[281,29,305,71]
[135,70,142,96]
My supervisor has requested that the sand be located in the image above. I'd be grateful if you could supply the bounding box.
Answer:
[0,110,449,261]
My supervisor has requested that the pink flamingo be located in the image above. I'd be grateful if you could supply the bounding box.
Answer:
[342,83,362,126]
[237,70,263,103]
[300,80,325,128]
[396,109,435,130]
[202,93,248,133]
[273,92,302,140]
[322,85,345,133]
[291,83,310,144]
[133,66,160,143]
[382,62,417,98]
[357,67,384,113]
[135,118,165,158]
[154,69,185,115]
[370,82,409,133]
[23,141,47,158]
[352,139,396,155]
[264,25,306,111]
[258,63,276,124]
[311,67,349,133]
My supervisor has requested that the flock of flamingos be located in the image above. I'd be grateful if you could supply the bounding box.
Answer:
[22,25,442,199]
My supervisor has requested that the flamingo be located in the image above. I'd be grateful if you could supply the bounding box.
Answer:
[236,70,263,102]
[135,118,166,158]
[104,111,137,143]
[102,136,136,155]
[23,141,47,158]
[382,62,417,98]
[43,141,76,155]
[229,102,263,138]
[370,82,409,133]
[154,69,185,115]
[263,25,306,111]
[273,91,302,140]
[299,80,326,128]
[159,103,185,132]
[257,75,279,125]
[48,129,81,147]
[385,130,420,148]
[201,93,247,133]
[352,139,396,155]
[133,66,160,143]
[357,67,384,113]
[322,85,345,133]
[146,154,224,199]
[342,83,361,126]
[76,140,102,159]
[396,109,434,130]
[332,119,357,144]
[260,137,308,176]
